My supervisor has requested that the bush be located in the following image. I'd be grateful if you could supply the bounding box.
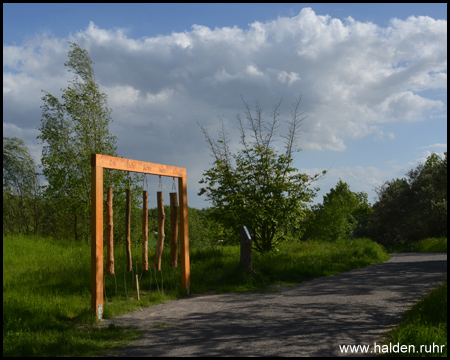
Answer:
[301,180,372,242]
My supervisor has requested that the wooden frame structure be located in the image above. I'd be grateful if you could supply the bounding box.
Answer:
[91,154,190,319]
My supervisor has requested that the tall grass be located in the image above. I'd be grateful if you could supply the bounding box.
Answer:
[379,237,447,357]
[4,234,389,356]
[381,280,447,357]
[407,237,447,253]
[387,237,447,253]
[101,235,187,319]
[190,238,390,293]
[3,234,175,357]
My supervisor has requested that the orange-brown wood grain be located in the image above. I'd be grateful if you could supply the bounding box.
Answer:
[91,153,190,319]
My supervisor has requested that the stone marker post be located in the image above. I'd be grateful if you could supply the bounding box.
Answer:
[240,226,253,274]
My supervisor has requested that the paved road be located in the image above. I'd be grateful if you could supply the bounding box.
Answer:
[102,253,447,357]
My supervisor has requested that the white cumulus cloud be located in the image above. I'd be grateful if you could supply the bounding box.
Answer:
[3,7,447,207]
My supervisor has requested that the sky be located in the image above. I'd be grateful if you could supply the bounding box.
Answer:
[3,3,447,209]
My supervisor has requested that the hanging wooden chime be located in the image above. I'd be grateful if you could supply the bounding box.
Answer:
[142,190,149,271]
[170,192,178,267]
[106,187,114,274]
[125,189,132,272]
[154,191,165,271]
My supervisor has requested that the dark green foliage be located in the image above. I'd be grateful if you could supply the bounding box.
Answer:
[187,207,229,248]
[369,153,447,248]
[3,137,42,235]
[142,206,228,250]
[301,180,372,242]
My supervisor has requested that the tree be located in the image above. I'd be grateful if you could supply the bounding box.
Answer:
[187,207,228,249]
[198,96,325,253]
[37,42,129,241]
[406,152,447,239]
[302,180,372,242]
[368,178,411,247]
[369,152,447,247]
[3,136,41,234]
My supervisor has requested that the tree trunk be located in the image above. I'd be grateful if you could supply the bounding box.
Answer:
[154,191,165,271]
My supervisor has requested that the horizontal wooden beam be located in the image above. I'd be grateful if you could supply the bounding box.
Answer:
[92,154,186,178]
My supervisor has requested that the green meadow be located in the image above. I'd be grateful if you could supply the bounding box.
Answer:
[3,235,446,357]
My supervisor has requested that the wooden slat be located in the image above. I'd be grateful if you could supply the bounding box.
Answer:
[92,154,186,178]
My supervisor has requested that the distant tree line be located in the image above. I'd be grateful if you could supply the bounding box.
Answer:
[300,152,447,248]
[198,95,447,252]
[4,138,446,250]
[369,152,447,248]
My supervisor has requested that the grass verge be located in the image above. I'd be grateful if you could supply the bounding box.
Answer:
[190,238,390,293]
[4,235,389,356]
[380,280,447,357]
[3,234,144,356]
[388,237,447,254]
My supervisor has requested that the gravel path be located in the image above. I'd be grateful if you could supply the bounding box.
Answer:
[102,253,447,357]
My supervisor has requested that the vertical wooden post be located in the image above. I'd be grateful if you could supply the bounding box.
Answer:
[106,187,114,275]
[91,156,103,320]
[142,190,149,271]
[125,189,132,272]
[178,177,190,289]
[155,191,165,271]
[170,192,178,267]
[91,154,190,318]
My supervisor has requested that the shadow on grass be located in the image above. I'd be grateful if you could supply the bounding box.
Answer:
[3,320,142,357]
